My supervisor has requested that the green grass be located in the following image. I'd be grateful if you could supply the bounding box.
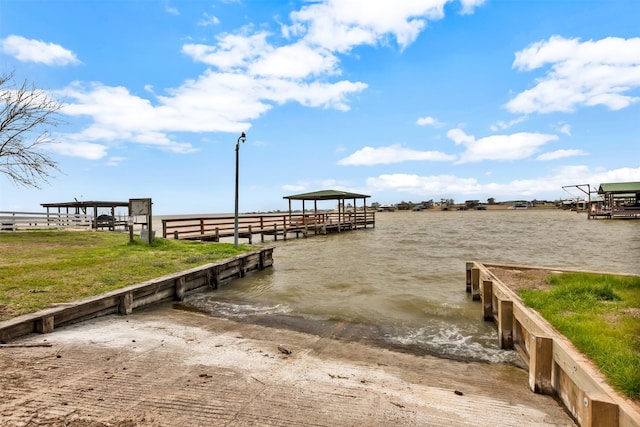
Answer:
[519,272,640,399]
[0,231,253,320]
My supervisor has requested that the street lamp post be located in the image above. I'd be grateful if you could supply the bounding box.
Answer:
[234,132,246,248]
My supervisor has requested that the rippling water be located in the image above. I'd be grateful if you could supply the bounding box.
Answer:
[181,210,640,364]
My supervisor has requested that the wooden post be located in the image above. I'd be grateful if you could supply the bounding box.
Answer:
[119,293,133,315]
[36,315,54,334]
[465,262,473,293]
[200,219,204,236]
[215,227,219,242]
[175,276,186,301]
[481,280,493,320]
[248,225,253,244]
[239,258,246,278]
[273,224,277,241]
[582,392,619,427]
[528,335,553,394]
[363,198,367,228]
[211,266,219,289]
[471,268,480,300]
[498,299,513,349]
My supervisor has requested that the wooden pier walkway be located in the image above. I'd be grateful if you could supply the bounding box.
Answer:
[162,212,375,243]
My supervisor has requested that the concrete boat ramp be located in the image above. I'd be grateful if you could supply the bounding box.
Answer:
[0,305,575,426]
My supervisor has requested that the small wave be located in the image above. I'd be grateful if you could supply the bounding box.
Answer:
[387,324,521,365]
[184,298,291,319]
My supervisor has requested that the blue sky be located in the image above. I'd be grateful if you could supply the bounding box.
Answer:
[1,0,639,215]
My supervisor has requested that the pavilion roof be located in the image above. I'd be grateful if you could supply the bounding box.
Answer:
[41,201,129,208]
[597,182,640,194]
[283,189,370,201]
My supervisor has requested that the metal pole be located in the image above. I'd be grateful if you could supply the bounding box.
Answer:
[234,132,246,248]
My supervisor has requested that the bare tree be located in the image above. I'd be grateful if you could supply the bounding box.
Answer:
[0,71,62,188]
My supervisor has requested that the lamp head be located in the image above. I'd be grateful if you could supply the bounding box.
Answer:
[238,132,246,143]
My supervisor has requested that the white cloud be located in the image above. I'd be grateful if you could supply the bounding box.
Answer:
[58,68,367,152]
[165,5,179,16]
[367,173,481,194]
[106,156,127,167]
[182,32,271,70]
[507,36,640,114]
[55,0,482,157]
[248,42,340,79]
[365,166,640,198]
[281,179,348,194]
[554,123,571,136]
[288,0,483,52]
[459,0,486,15]
[536,149,587,161]
[184,34,340,80]
[45,141,108,159]
[0,35,80,66]
[489,115,527,131]
[282,184,307,192]
[416,116,444,127]
[447,128,558,163]
[198,13,220,26]
[338,144,456,165]
[589,166,640,184]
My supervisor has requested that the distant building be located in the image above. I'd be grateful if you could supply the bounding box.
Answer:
[593,181,640,219]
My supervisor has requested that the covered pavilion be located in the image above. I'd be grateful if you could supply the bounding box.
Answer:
[596,181,640,218]
[283,190,372,231]
[41,200,130,229]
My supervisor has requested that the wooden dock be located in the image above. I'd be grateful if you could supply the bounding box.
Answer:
[162,212,375,243]
[588,206,640,219]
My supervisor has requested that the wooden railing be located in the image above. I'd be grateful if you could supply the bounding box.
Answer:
[466,262,640,427]
[590,205,640,219]
[162,212,375,241]
[0,211,92,231]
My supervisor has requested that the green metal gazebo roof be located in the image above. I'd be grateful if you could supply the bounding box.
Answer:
[597,182,640,194]
[283,190,370,201]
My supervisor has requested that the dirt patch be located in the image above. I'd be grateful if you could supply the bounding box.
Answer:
[488,267,558,293]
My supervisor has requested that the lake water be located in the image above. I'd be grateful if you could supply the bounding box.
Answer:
[179,210,640,364]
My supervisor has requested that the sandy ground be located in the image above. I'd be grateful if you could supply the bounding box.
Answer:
[0,304,576,427]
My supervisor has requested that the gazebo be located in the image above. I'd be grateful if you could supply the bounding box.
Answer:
[283,190,372,231]
[41,200,130,229]
[596,181,640,218]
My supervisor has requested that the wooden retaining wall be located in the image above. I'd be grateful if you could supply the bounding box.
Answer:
[0,248,274,342]
[466,261,640,427]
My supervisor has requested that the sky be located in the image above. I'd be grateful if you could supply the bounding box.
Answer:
[0,0,639,215]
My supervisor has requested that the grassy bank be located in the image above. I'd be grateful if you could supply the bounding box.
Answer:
[518,272,640,399]
[0,231,252,321]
